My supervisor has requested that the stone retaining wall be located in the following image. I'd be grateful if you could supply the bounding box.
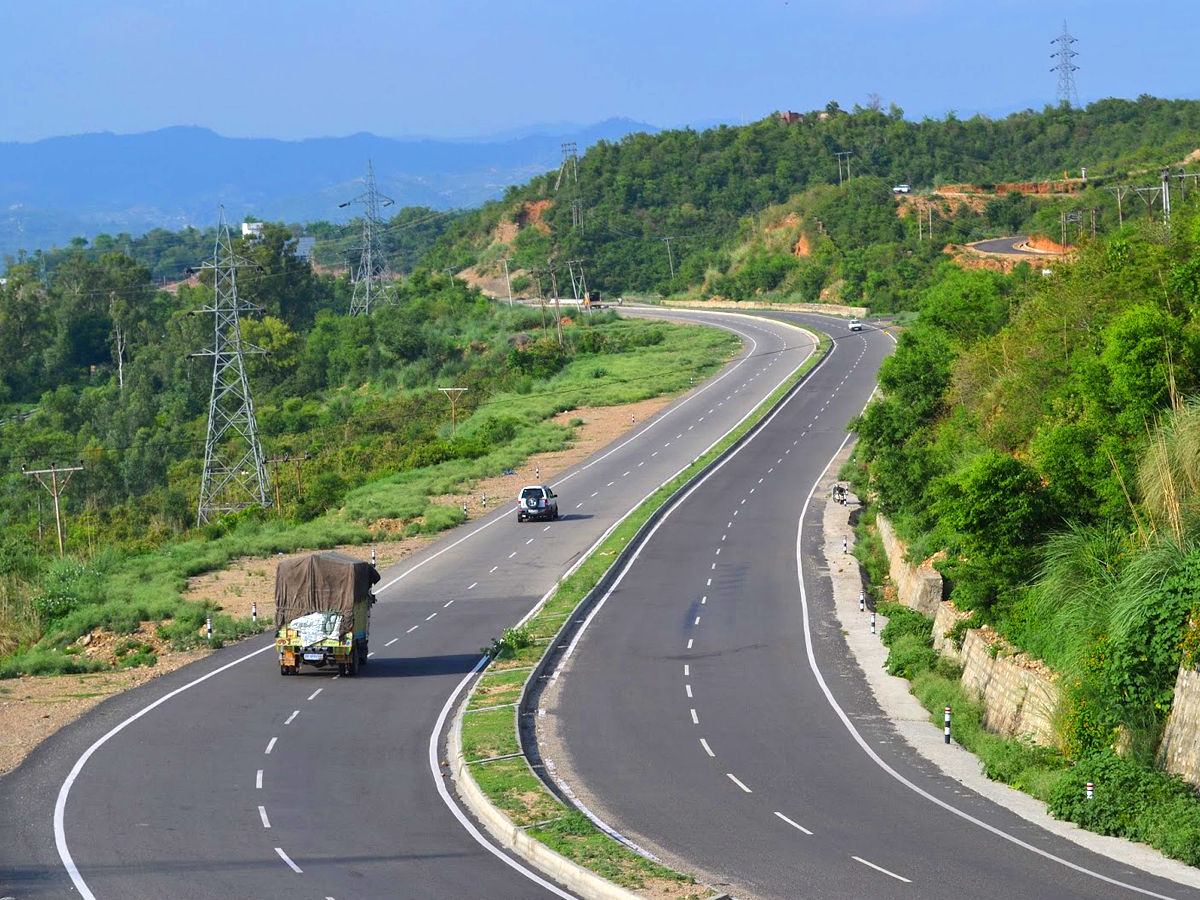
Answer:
[875,514,1058,747]
[661,298,868,318]
[875,515,943,617]
[959,631,1059,747]
[1160,666,1200,788]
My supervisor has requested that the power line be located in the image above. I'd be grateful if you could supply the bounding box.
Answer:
[187,207,270,526]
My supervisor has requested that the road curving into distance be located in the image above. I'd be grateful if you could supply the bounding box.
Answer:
[545,310,1200,900]
[0,308,820,900]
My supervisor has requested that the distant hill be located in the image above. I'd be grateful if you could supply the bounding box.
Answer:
[0,119,658,259]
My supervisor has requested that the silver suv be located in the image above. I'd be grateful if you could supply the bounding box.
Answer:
[517,485,559,522]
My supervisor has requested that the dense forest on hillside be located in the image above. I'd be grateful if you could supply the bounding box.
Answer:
[426,97,1200,305]
[855,197,1200,799]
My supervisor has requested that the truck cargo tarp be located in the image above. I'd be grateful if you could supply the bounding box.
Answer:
[274,551,380,633]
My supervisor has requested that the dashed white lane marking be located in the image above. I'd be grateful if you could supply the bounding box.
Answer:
[852,856,911,883]
[407,625,419,633]
[265,737,277,755]
[685,684,693,698]
[774,810,813,835]
[426,612,438,621]
[468,580,479,589]
[307,688,322,701]
[727,773,753,793]
[543,525,551,532]
[576,502,583,509]
[749,488,755,495]
[708,408,714,414]
[733,509,739,515]
[715,548,721,556]
[664,442,672,447]
[607,481,616,487]
[740,498,746,505]
[701,596,707,604]
[687,638,694,649]
[444,599,455,608]
[256,769,263,789]
[385,637,399,647]
[622,471,631,477]
[258,805,271,828]
[508,551,517,559]
[700,738,715,757]
[690,708,700,724]
[693,616,700,625]
[525,537,534,545]
[591,491,599,497]
[676,433,683,440]
[706,578,712,586]
[284,710,299,726]
[490,565,499,573]
[684,664,690,676]
[768,467,774,473]
[651,451,659,457]
[710,563,716,570]
[275,847,303,874]
[758,477,763,484]
[638,461,645,467]
[367,652,375,658]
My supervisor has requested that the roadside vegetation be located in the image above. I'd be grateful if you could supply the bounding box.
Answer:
[0,232,738,676]
[849,198,1200,865]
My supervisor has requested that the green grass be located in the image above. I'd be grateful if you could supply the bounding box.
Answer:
[467,669,528,710]
[468,757,565,827]
[460,706,520,762]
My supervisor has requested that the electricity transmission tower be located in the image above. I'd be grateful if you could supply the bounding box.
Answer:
[190,208,269,526]
[1051,21,1079,108]
[341,160,396,315]
[555,142,583,232]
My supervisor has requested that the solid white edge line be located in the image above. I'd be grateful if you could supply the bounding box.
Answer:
[852,855,911,883]
[794,378,1180,899]
[773,810,813,836]
[275,846,303,874]
[54,642,276,899]
[429,657,575,898]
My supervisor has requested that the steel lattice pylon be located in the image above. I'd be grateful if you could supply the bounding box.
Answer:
[1051,20,1080,108]
[342,160,395,315]
[193,208,269,525]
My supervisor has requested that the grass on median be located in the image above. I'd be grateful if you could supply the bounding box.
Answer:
[460,706,521,762]
[467,668,529,710]
[460,327,831,897]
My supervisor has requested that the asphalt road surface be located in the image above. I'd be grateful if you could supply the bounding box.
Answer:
[549,313,1200,900]
[970,235,1042,256]
[0,308,817,900]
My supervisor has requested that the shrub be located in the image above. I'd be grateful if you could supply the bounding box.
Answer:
[885,632,938,678]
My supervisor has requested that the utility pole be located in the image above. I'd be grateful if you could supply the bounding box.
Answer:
[1051,21,1080,108]
[438,387,468,435]
[265,453,310,514]
[340,159,396,315]
[834,151,853,185]
[500,257,514,306]
[1105,184,1131,226]
[661,236,676,278]
[1162,167,1172,226]
[547,258,565,349]
[188,207,270,526]
[22,462,83,556]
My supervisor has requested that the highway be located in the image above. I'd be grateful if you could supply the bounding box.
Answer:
[969,235,1043,256]
[0,308,818,899]
[546,313,1200,900]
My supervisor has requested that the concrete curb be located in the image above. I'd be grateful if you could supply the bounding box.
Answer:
[447,697,644,900]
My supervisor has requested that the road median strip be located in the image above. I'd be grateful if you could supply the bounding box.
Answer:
[449,316,832,899]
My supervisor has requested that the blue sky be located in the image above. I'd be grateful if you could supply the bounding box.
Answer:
[1,0,1195,142]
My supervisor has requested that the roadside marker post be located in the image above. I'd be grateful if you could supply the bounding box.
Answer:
[944,707,951,744]
[206,617,213,642]
[859,590,865,612]
[870,611,876,635]
[251,602,257,625]
[1086,781,1094,801]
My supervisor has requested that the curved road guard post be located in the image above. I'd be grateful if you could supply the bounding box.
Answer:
[944,707,952,745]
[871,611,876,634]
[206,616,212,641]
[859,590,865,612]
[251,601,257,625]
[1087,782,1095,801]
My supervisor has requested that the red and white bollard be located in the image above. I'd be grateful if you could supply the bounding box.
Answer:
[1086,781,1094,800]
[944,707,952,744]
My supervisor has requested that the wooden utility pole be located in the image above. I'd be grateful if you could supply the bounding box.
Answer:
[23,462,84,556]
[265,454,311,514]
[438,387,468,435]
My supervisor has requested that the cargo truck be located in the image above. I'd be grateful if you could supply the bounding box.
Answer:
[274,551,379,676]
